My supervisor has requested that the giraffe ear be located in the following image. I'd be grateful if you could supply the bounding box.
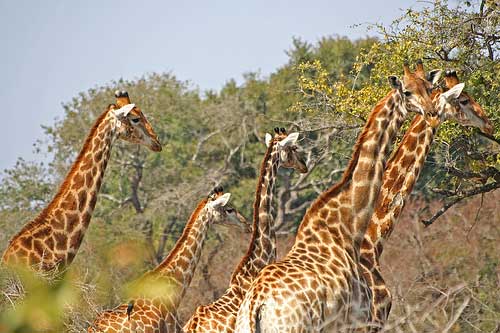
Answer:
[278,132,299,147]
[113,103,135,117]
[208,193,231,208]
[427,69,442,85]
[388,76,402,91]
[265,133,273,147]
[441,83,465,101]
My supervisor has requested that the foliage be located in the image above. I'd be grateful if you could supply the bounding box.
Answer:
[0,0,498,331]
[0,159,51,211]
[293,0,500,201]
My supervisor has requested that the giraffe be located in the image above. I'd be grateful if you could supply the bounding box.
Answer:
[2,91,162,273]
[359,68,493,329]
[183,128,308,333]
[88,187,239,333]
[234,62,441,333]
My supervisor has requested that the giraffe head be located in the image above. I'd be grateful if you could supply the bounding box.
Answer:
[436,70,493,135]
[205,186,240,226]
[388,60,441,118]
[265,127,308,173]
[110,90,162,151]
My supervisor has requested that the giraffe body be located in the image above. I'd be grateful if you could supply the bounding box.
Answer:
[183,128,307,332]
[89,188,237,333]
[2,91,161,273]
[360,70,493,329]
[235,63,440,332]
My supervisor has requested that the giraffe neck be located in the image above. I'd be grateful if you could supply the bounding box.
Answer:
[230,142,280,287]
[4,110,118,268]
[49,111,118,259]
[296,91,406,258]
[362,114,436,263]
[151,199,211,308]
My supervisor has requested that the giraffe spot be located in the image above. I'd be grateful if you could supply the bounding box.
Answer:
[402,153,415,168]
[418,130,428,142]
[326,211,339,225]
[406,135,418,151]
[339,207,351,220]
[81,211,91,227]
[54,232,68,250]
[52,210,65,229]
[20,236,33,249]
[393,175,405,192]
[94,150,103,163]
[388,166,399,180]
[103,151,110,165]
[72,173,84,190]
[352,161,372,183]
[85,172,94,188]
[65,213,79,232]
[374,289,389,304]
[95,175,103,189]
[352,186,370,210]
[32,226,50,239]
[319,208,328,219]
[60,193,77,211]
[338,194,350,205]
[33,239,44,255]
[78,190,87,210]
[416,146,423,156]
[89,192,98,209]
[80,157,93,171]
[45,236,54,250]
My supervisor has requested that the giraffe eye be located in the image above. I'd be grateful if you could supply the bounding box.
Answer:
[404,91,412,97]
[459,99,469,106]
[130,117,140,124]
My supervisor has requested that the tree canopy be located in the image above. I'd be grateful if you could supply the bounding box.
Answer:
[0,1,498,332]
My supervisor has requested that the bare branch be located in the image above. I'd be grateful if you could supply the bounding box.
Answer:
[191,129,221,161]
[422,181,500,226]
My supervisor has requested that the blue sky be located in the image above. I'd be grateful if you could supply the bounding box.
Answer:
[0,0,421,172]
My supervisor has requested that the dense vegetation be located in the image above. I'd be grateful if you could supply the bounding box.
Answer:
[0,0,498,332]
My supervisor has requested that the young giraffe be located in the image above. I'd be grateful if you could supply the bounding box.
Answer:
[2,91,161,273]
[88,187,238,333]
[360,69,493,329]
[235,62,441,332]
[183,128,308,332]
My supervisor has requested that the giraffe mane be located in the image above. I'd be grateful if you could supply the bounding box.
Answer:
[231,139,275,280]
[153,198,209,272]
[5,108,111,247]
[306,91,395,214]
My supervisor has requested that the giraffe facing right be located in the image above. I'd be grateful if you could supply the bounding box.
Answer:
[2,91,161,274]
[360,68,493,330]
[183,127,308,332]
[235,62,441,332]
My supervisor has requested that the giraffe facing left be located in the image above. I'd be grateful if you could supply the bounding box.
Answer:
[1,91,162,273]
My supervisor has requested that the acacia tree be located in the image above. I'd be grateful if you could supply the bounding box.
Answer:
[293,0,499,226]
